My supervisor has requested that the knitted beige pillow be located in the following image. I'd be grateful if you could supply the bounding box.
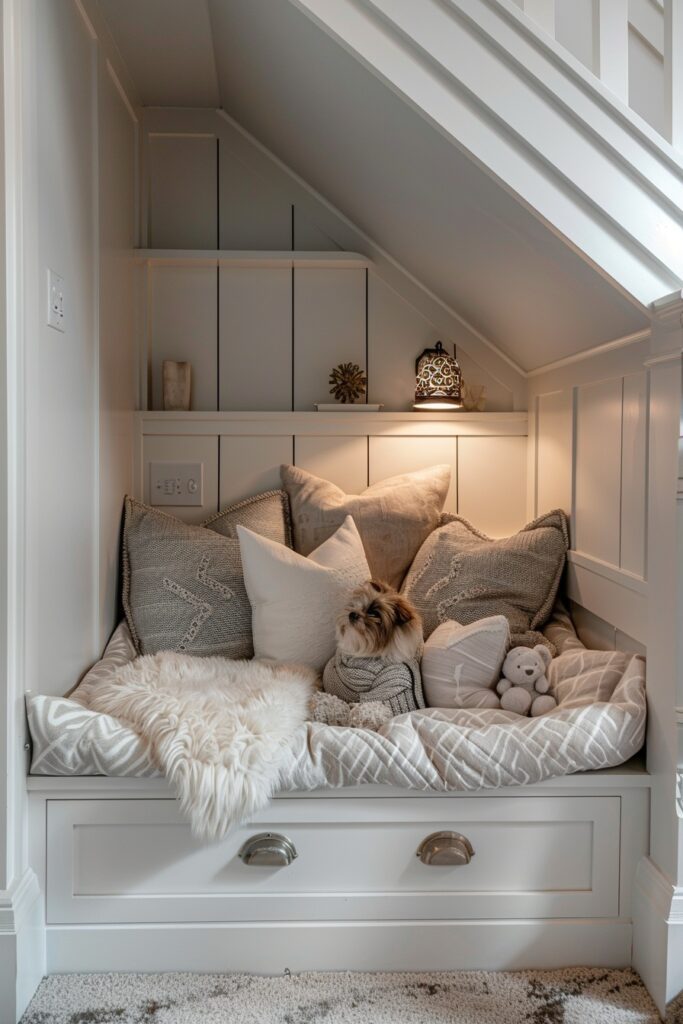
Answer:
[281,464,450,589]
[402,510,569,650]
[122,490,291,658]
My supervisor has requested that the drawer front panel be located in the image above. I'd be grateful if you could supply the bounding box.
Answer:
[47,796,620,924]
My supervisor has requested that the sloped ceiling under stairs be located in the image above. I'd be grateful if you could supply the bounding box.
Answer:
[98,0,649,372]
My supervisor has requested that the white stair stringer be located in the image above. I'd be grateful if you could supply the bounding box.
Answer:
[288,0,683,309]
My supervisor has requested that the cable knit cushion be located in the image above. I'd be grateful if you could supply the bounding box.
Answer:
[421,617,510,708]
[238,515,371,671]
[323,651,425,716]
[122,491,291,659]
[204,489,291,546]
[402,510,569,650]
[281,464,450,589]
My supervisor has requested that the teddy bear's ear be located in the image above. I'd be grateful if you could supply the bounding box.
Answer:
[536,645,553,668]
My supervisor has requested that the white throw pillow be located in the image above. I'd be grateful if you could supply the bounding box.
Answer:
[421,616,510,708]
[237,515,370,672]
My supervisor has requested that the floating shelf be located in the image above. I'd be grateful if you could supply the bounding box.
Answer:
[136,410,528,438]
[134,249,373,269]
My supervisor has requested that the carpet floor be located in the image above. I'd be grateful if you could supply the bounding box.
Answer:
[20,968,683,1023]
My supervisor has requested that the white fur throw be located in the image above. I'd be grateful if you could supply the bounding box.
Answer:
[85,652,316,839]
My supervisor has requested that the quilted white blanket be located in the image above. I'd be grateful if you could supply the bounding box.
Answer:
[26,611,646,838]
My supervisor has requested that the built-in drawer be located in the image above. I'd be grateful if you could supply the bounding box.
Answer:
[46,795,620,924]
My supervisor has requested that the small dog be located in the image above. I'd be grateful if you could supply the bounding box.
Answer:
[336,579,423,664]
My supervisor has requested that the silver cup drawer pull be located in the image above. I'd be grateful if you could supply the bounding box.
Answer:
[239,832,298,867]
[417,830,475,866]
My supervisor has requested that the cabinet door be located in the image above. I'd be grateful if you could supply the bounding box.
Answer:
[294,268,366,411]
[219,268,292,411]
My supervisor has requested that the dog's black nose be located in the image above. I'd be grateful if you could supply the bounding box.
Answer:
[349,612,360,623]
[525,668,534,676]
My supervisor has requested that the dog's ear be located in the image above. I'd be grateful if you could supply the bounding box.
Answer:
[369,579,389,593]
[393,597,415,626]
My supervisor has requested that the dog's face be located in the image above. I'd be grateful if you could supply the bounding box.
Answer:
[336,580,422,662]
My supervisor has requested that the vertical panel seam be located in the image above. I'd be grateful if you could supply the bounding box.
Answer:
[365,268,369,403]
[618,377,625,570]
[215,138,220,250]
[216,266,220,412]
[291,268,295,411]
[570,386,578,553]
[455,435,459,514]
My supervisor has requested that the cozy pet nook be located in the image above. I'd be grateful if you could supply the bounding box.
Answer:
[1,1,683,1022]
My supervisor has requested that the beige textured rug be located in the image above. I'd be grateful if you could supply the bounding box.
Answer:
[20,968,683,1023]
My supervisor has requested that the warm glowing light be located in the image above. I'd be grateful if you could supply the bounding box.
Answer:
[414,341,462,410]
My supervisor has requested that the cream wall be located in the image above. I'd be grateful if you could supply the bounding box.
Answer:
[25,0,138,698]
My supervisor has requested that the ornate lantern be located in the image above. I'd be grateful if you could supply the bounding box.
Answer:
[414,341,463,410]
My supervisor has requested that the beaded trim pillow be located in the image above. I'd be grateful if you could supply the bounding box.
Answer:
[122,490,291,659]
[402,510,569,652]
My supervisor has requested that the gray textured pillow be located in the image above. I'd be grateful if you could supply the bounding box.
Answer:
[402,510,569,650]
[281,463,450,589]
[122,490,291,658]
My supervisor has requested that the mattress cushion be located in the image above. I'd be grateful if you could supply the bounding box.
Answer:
[27,612,645,808]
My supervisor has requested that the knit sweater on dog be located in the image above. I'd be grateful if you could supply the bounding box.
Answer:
[322,650,426,716]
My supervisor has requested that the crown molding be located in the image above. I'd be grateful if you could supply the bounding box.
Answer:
[652,289,683,326]
[527,328,651,377]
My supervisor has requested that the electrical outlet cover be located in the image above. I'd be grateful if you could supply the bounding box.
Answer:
[47,269,65,332]
[150,462,204,506]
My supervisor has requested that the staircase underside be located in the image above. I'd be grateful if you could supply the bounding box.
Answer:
[100,0,683,371]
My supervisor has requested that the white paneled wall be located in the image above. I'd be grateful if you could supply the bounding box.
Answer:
[293,269,367,411]
[620,372,648,578]
[141,119,514,413]
[574,377,624,567]
[531,348,650,644]
[219,435,293,507]
[535,369,649,582]
[219,144,291,250]
[150,266,217,411]
[368,436,458,513]
[294,435,369,494]
[139,414,528,539]
[219,268,292,411]
[148,135,217,249]
[458,436,528,537]
[535,390,572,517]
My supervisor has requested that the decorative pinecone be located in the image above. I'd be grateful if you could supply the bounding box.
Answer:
[328,362,368,404]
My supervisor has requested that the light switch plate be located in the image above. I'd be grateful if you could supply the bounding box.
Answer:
[47,269,65,332]
[150,462,204,507]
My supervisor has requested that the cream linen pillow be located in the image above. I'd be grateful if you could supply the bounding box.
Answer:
[281,464,451,589]
[421,617,510,709]
[237,515,370,672]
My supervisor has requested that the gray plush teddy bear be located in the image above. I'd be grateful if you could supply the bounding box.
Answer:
[496,645,557,717]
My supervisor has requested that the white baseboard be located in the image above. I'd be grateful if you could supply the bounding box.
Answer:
[633,856,683,1016]
[0,868,45,1024]
[46,918,633,975]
